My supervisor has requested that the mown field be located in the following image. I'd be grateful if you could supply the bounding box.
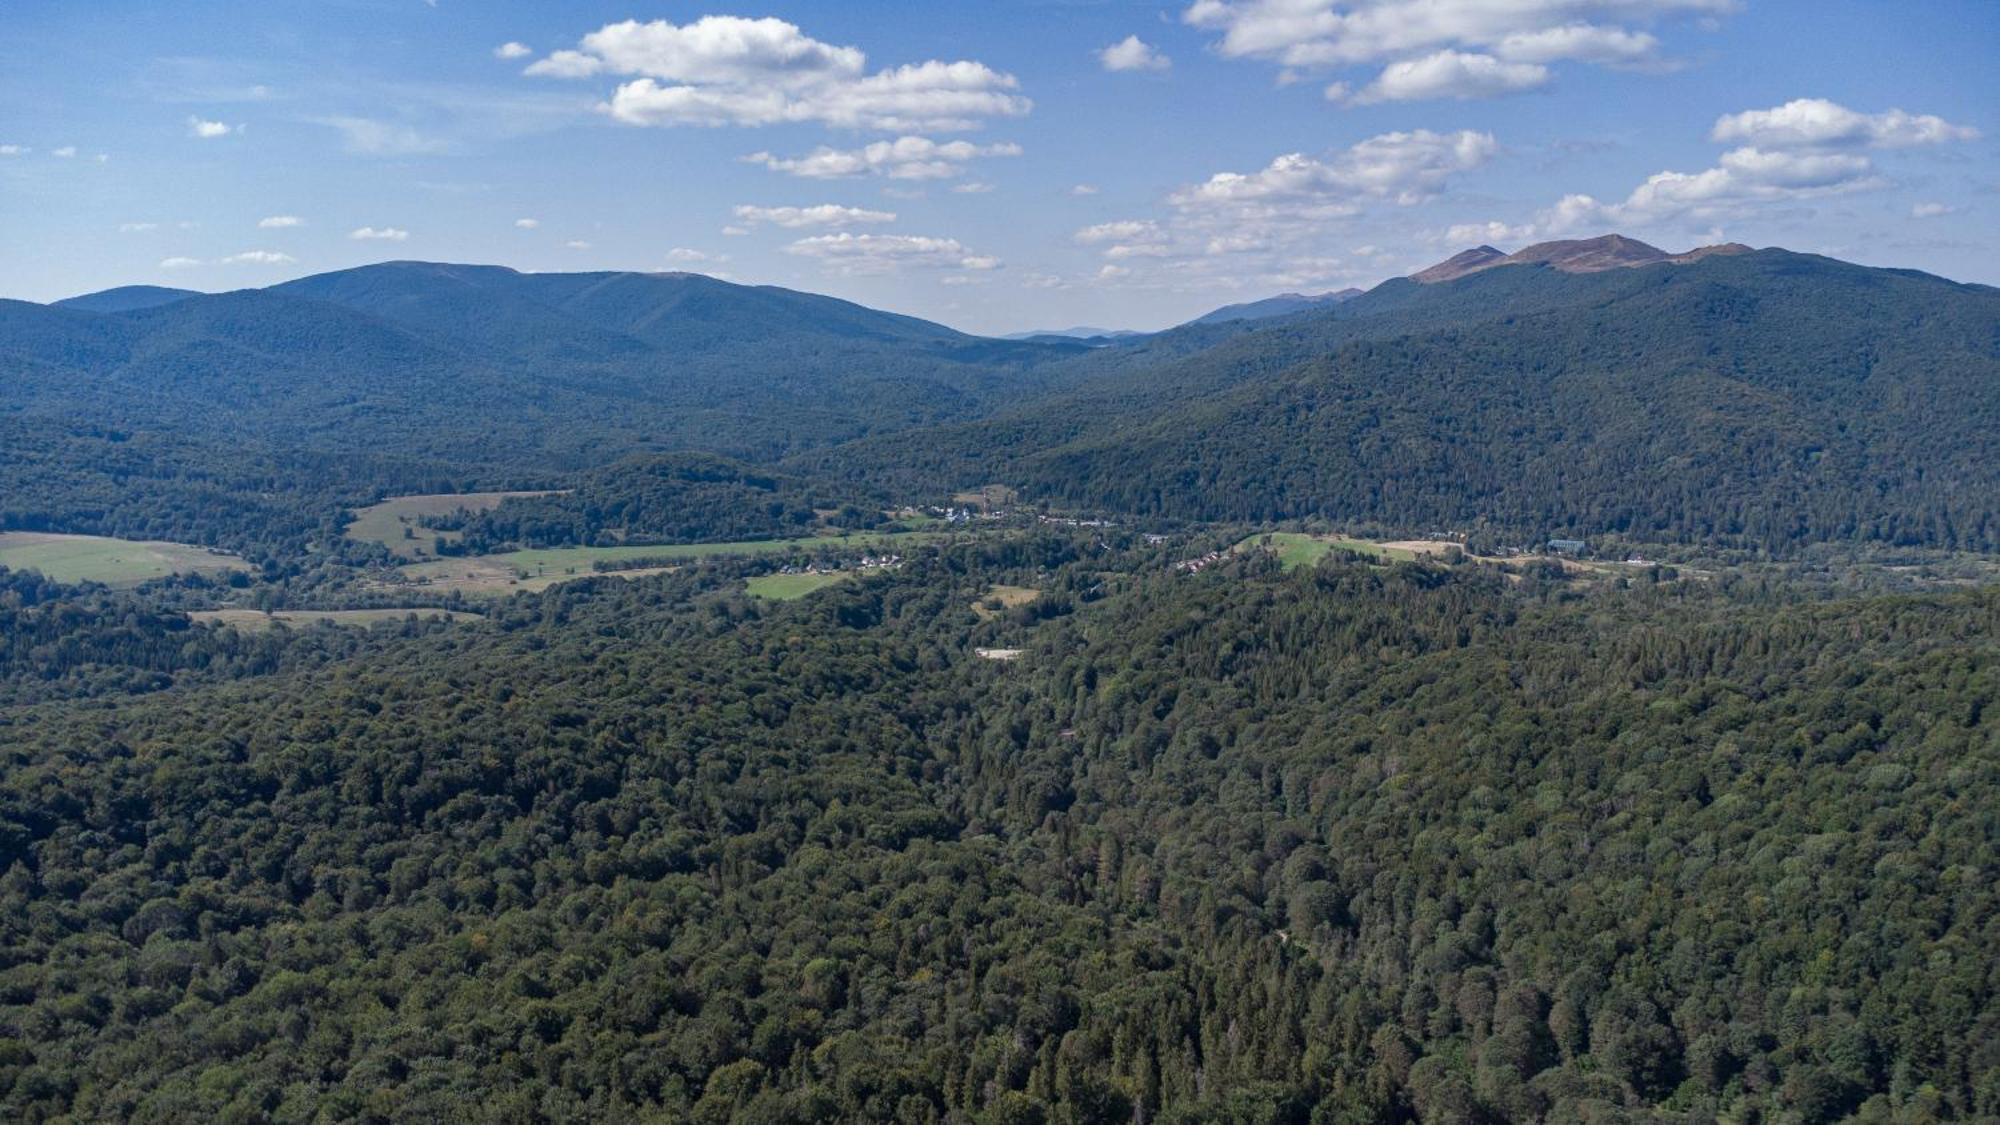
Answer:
[1236,532,1436,569]
[0,532,251,586]
[387,531,950,597]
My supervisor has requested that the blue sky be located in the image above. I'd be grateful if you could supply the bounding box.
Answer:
[2,0,1994,333]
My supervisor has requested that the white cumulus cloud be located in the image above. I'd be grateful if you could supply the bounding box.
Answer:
[785,232,1000,274]
[494,42,533,60]
[515,217,540,229]
[220,250,295,265]
[159,257,202,269]
[1332,50,1547,104]
[52,145,77,158]
[1460,98,1981,242]
[1172,129,1497,217]
[1100,36,1171,72]
[1711,98,1979,150]
[733,203,897,228]
[258,215,303,228]
[187,116,237,138]
[1184,0,1727,102]
[349,226,410,241]
[528,16,1030,132]
[743,136,1021,180]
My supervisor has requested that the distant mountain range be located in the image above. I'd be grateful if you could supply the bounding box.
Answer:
[10,235,2000,556]
[1000,325,1141,342]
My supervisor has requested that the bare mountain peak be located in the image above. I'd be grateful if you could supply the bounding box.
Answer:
[1411,234,1762,284]
[1508,234,1668,272]
[1409,246,1508,283]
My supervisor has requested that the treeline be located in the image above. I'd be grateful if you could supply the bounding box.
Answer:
[0,540,1992,1121]
[441,453,889,553]
[0,421,483,568]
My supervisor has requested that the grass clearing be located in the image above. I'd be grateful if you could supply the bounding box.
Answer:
[383,530,954,598]
[952,484,1018,511]
[1236,532,1443,569]
[745,572,852,600]
[347,491,566,560]
[0,532,250,586]
[388,559,678,598]
[973,584,1040,619]
[191,608,484,631]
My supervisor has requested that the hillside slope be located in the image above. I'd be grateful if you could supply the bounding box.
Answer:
[803,247,2000,551]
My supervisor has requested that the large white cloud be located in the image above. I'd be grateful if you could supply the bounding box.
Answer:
[1073,130,1496,295]
[1184,0,1726,103]
[1332,50,1548,103]
[1173,129,1497,217]
[733,203,897,228]
[743,136,1021,180]
[1100,36,1171,72]
[1711,98,1979,150]
[1454,98,1976,242]
[785,232,1000,274]
[528,16,1029,132]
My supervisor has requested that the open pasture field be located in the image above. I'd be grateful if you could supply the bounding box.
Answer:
[1237,532,1435,569]
[0,532,251,586]
[972,584,1041,619]
[745,572,852,600]
[190,608,484,631]
[346,491,565,560]
[389,558,678,598]
[389,530,954,597]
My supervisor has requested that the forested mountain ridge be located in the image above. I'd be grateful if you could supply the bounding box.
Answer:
[0,541,1992,1121]
[802,246,2000,552]
[2,265,1089,558]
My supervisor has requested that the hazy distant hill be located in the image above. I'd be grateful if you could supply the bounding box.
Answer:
[804,242,2000,552]
[1184,288,1363,326]
[51,285,201,313]
[1000,325,1140,341]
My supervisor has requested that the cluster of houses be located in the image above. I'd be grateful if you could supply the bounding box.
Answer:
[773,553,904,578]
[1175,548,1231,574]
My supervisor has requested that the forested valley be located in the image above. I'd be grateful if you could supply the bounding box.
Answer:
[1,244,1997,1123]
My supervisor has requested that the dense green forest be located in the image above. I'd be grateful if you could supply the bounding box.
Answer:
[440,453,889,553]
[0,539,1992,1122]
